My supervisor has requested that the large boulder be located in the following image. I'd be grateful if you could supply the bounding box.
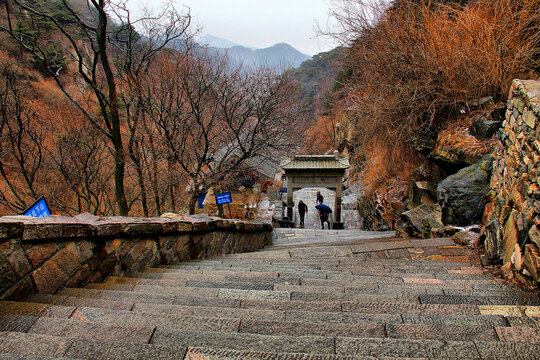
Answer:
[470,118,502,140]
[470,106,505,140]
[437,156,492,226]
[398,203,443,238]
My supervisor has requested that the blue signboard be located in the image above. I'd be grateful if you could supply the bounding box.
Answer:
[215,192,232,205]
[22,196,51,218]
[198,193,206,209]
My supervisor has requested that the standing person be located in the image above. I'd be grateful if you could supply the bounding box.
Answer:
[298,200,308,227]
[319,210,331,229]
[316,191,324,204]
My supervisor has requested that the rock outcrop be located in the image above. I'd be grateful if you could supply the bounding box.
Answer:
[437,156,492,226]
[398,203,443,238]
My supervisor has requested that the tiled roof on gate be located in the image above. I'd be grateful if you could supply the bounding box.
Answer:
[281,154,349,170]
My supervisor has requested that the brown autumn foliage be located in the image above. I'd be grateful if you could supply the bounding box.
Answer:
[326,0,539,193]
[0,1,307,217]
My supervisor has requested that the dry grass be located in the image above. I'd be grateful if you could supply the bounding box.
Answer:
[329,0,539,192]
[435,127,497,159]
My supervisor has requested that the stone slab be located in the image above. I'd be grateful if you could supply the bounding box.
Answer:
[151,328,335,354]
[0,314,38,332]
[0,332,73,358]
[335,337,480,358]
[342,302,480,315]
[288,246,353,258]
[506,316,540,328]
[185,280,273,291]
[402,314,508,327]
[62,338,111,360]
[410,238,457,248]
[61,287,179,304]
[285,310,401,324]
[239,318,385,338]
[387,323,498,341]
[478,305,526,317]
[419,294,540,306]
[474,340,540,360]
[102,342,187,360]
[217,289,290,301]
[86,283,135,291]
[324,274,404,284]
[173,296,241,308]
[28,317,155,344]
[62,297,134,311]
[274,284,345,293]
[290,291,418,303]
[132,285,219,298]
[64,339,187,360]
[241,299,341,312]
[25,294,68,305]
[184,347,361,360]
[0,301,75,318]
[350,241,414,254]
[132,302,286,321]
[496,326,540,343]
[71,306,240,333]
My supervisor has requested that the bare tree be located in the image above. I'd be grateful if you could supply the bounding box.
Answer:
[1,0,191,215]
[141,49,305,213]
[0,58,44,213]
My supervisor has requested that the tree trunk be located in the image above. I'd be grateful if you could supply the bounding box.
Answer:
[96,1,129,216]
[188,190,198,215]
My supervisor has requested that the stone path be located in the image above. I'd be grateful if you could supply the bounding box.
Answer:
[1,230,540,359]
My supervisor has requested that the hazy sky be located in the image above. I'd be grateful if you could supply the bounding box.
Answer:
[127,0,338,56]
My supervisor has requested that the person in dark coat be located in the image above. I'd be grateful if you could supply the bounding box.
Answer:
[316,191,323,204]
[298,200,308,226]
[319,210,331,229]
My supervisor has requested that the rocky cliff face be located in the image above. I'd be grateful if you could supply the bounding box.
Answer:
[481,79,540,286]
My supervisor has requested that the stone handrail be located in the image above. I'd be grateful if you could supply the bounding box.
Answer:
[0,213,272,300]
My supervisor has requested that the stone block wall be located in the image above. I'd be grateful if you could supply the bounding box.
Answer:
[0,213,272,300]
[482,79,540,285]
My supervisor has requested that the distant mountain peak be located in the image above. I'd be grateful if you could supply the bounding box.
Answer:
[197,35,255,50]
[195,35,311,70]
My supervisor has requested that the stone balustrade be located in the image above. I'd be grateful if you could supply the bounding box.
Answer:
[0,213,272,300]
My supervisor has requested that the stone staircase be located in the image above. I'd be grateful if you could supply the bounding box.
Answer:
[1,230,539,359]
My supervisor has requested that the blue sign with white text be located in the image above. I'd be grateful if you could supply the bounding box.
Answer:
[215,192,232,205]
[22,196,51,218]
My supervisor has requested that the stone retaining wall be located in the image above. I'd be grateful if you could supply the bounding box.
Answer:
[482,79,540,285]
[0,213,272,300]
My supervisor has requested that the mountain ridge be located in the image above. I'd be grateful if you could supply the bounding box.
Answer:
[197,35,311,69]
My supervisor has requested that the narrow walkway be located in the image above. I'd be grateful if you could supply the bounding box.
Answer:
[0,231,539,359]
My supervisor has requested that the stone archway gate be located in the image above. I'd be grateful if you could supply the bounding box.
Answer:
[282,154,350,229]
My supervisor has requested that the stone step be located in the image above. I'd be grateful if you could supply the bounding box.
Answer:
[0,301,75,319]
[72,306,241,333]
[59,286,217,303]
[335,337,540,359]
[0,333,188,360]
[67,304,503,343]
[289,291,420,303]
[132,302,286,321]
[185,347,366,360]
[419,294,540,306]
[0,332,74,358]
[151,327,335,355]
[26,317,155,344]
[2,329,539,360]
[25,294,134,311]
